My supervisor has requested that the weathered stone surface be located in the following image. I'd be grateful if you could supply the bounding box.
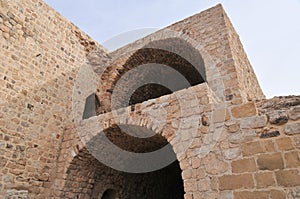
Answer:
[202,153,228,175]
[285,122,300,135]
[270,190,286,199]
[184,179,197,192]
[225,121,240,133]
[284,151,300,168]
[231,102,257,118]
[262,140,276,152]
[191,156,201,169]
[219,174,254,190]
[288,105,300,120]
[6,189,28,199]
[257,153,284,170]
[234,191,269,199]
[182,169,193,180]
[220,191,233,199]
[241,141,264,156]
[260,130,280,138]
[212,108,230,123]
[184,193,193,199]
[201,115,210,126]
[275,170,300,187]
[240,115,267,129]
[288,187,300,199]
[197,179,210,191]
[255,172,275,188]
[294,136,300,149]
[224,148,240,160]
[276,137,294,151]
[231,158,256,173]
[228,130,256,144]
[268,110,288,125]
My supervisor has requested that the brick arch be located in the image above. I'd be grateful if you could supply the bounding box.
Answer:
[96,31,220,114]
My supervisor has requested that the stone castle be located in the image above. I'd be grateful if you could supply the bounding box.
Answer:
[0,0,299,198]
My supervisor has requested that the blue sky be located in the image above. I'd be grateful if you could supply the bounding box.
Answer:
[44,0,300,98]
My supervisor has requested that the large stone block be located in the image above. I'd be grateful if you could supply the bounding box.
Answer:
[202,153,228,175]
[275,169,300,187]
[276,137,294,151]
[285,122,300,135]
[288,106,300,120]
[270,190,286,199]
[241,141,264,156]
[234,191,269,199]
[257,153,284,170]
[231,158,256,173]
[219,174,254,190]
[268,110,288,125]
[284,151,300,168]
[240,115,267,129]
[255,172,276,188]
[231,102,257,118]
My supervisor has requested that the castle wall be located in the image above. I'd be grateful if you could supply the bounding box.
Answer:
[0,0,108,197]
[59,82,300,198]
[0,1,299,199]
[223,12,265,101]
[102,4,265,108]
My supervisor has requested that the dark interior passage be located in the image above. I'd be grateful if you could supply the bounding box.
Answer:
[62,125,184,199]
[129,83,172,106]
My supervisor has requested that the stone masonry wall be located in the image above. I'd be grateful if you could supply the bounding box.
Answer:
[223,11,265,102]
[60,79,300,199]
[1,1,299,199]
[0,0,108,198]
[103,4,265,107]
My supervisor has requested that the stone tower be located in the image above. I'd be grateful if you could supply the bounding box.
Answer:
[0,1,299,198]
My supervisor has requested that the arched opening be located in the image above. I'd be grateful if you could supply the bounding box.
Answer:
[97,38,206,113]
[62,125,184,199]
[83,93,101,119]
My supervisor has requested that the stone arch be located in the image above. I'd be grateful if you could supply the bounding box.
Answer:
[54,74,208,198]
[52,76,209,198]
[59,123,185,199]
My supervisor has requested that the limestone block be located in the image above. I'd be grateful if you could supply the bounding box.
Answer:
[224,148,240,160]
[288,105,300,120]
[240,115,267,129]
[285,122,300,135]
[202,153,228,175]
[275,170,300,187]
[255,172,276,188]
[231,102,257,118]
[231,158,256,173]
[284,151,300,168]
[257,153,284,170]
[234,191,269,199]
[219,174,254,190]
[268,110,288,125]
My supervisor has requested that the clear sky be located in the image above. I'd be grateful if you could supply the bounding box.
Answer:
[44,0,300,98]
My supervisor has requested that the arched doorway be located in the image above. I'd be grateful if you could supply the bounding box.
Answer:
[62,125,185,199]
